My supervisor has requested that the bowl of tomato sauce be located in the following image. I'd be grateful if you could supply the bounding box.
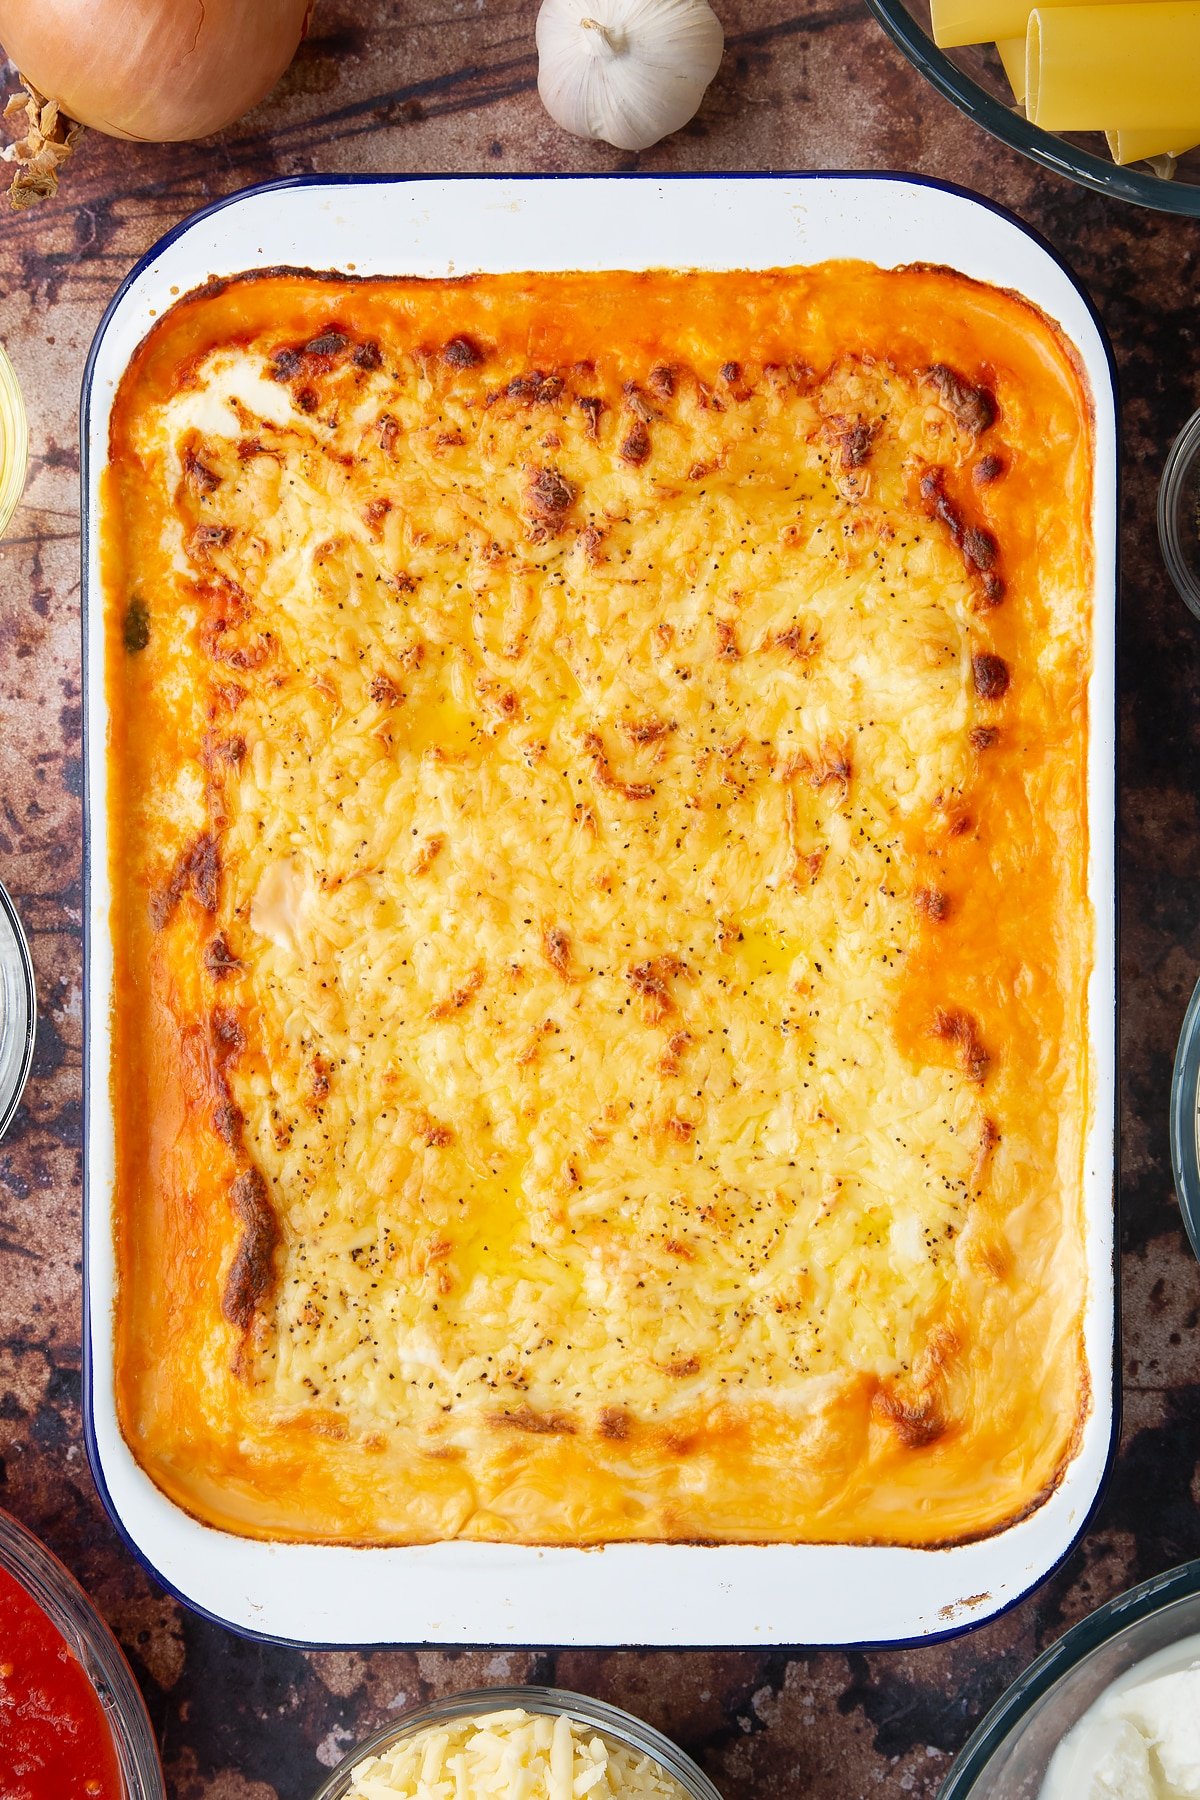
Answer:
[0,1508,163,1800]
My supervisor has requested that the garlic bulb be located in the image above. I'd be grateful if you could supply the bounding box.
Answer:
[536,0,724,152]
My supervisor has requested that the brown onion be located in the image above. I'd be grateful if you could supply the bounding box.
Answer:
[0,0,315,142]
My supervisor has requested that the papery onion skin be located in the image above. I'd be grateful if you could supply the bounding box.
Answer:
[0,0,315,141]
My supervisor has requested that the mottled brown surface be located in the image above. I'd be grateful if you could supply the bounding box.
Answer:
[1,3,1199,1797]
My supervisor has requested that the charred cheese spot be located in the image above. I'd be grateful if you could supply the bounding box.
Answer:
[619,422,651,466]
[182,444,220,495]
[627,955,688,1025]
[577,395,605,438]
[933,1007,991,1083]
[972,653,1011,699]
[921,362,998,435]
[416,1112,454,1147]
[873,1388,947,1449]
[443,335,484,369]
[428,968,484,1020]
[582,730,655,802]
[525,465,575,534]
[151,831,221,927]
[623,381,659,423]
[715,620,741,661]
[657,1029,692,1076]
[598,1406,632,1439]
[203,933,241,979]
[222,1167,279,1331]
[493,1406,575,1435]
[919,468,1006,606]
[363,497,392,537]
[410,834,444,875]
[542,925,572,979]
[914,886,950,921]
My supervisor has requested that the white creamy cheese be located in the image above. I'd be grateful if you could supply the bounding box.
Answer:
[160,354,296,442]
[248,856,318,956]
[1040,1634,1200,1800]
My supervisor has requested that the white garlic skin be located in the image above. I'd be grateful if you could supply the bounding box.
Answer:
[536,0,725,152]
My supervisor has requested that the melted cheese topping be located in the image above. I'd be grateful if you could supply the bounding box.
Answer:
[106,266,1094,1546]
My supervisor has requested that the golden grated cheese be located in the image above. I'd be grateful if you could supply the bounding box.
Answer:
[106,265,1095,1547]
[344,1711,695,1800]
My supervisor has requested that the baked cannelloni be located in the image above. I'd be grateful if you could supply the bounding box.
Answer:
[105,263,1094,1544]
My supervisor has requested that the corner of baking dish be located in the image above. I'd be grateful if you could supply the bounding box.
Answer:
[80,173,1118,1648]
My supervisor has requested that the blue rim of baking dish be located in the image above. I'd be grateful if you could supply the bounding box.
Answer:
[79,170,1122,1653]
[937,1557,1200,1795]
[864,0,1200,218]
[1170,971,1200,1262]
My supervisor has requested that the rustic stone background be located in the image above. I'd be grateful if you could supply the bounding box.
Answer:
[2,2,1199,1796]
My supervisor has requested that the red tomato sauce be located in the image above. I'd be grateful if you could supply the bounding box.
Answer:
[0,1564,123,1800]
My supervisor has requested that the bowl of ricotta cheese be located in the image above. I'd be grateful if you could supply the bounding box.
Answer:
[939,1560,1200,1799]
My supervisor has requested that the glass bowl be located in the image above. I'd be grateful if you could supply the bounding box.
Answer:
[1159,408,1200,621]
[1170,967,1200,1263]
[0,878,36,1139]
[0,1507,165,1800]
[310,1687,723,1800]
[0,341,28,536]
[939,1559,1200,1796]
[864,0,1200,216]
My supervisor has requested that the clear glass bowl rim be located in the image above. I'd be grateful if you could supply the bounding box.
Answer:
[1169,966,1200,1262]
[308,1686,724,1800]
[1158,407,1200,622]
[864,0,1200,217]
[0,341,29,536]
[0,877,37,1139]
[0,1507,165,1800]
[938,1557,1200,1795]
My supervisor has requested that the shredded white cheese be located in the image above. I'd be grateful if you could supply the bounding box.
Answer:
[343,1710,699,1800]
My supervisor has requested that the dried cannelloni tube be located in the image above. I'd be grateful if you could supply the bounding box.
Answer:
[929,0,1155,51]
[995,35,1027,100]
[929,0,1198,198]
[1105,125,1200,162]
[1027,1,1200,129]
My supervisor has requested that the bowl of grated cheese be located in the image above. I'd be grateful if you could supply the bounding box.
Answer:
[309,1690,723,1800]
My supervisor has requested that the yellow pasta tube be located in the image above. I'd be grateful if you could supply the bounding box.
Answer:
[931,0,1155,50]
[996,36,1028,101]
[1105,126,1200,161]
[1028,3,1200,129]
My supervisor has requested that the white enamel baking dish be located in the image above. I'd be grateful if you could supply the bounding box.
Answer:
[81,174,1118,1648]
